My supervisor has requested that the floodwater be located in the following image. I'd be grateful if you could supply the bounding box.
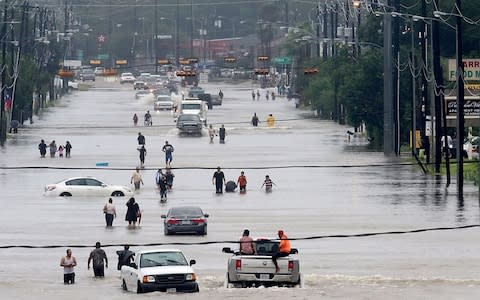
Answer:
[0,78,479,300]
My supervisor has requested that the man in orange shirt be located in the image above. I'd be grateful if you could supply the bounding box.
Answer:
[272,230,291,273]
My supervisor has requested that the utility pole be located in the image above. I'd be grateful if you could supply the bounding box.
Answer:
[154,0,158,73]
[316,4,320,57]
[0,0,8,145]
[322,3,327,58]
[432,0,443,174]
[393,0,400,155]
[383,10,394,155]
[455,0,464,196]
[175,0,179,66]
[190,0,193,58]
[420,0,429,163]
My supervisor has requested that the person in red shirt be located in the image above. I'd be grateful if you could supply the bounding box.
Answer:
[237,171,247,192]
[272,230,291,273]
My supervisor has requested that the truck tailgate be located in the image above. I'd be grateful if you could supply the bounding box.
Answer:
[238,255,290,273]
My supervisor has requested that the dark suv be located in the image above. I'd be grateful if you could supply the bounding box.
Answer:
[176,114,203,135]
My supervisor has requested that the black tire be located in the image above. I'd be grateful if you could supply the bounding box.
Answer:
[137,281,144,294]
[192,284,199,293]
[122,279,127,291]
[164,227,171,235]
[201,226,207,236]
[60,192,72,197]
[111,191,124,197]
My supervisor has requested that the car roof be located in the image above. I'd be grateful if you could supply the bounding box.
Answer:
[58,176,101,183]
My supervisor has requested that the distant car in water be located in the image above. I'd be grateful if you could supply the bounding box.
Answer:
[161,206,209,235]
[135,90,151,99]
[44,177,133,197]
[120,72,136,84]
[134,80,148,90]
[80,69,95,81]
[175,113,203,136]
[94,67,105,76]
[154,95,174,111]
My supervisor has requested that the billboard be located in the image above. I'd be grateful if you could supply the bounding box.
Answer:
[448,59,480,81]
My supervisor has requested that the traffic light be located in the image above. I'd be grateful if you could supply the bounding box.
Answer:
[304,67,319,75]
[57,69,75,78]
[176,70,197,77]
[224,56,237,63]
[254,68,269,75]
[257,55,269,62]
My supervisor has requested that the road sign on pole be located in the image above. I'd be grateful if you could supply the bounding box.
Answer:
[273,56,291,65]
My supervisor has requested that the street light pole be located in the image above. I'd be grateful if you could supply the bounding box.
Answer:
[455,0,464,196]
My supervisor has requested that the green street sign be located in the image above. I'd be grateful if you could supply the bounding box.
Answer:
[273,56,291,65]
[97,54,109,60]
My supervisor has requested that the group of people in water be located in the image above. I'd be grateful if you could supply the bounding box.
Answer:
[60,243,135,284]
[38,139,72,158]
[212,167,276,194]
[252,89,276,101]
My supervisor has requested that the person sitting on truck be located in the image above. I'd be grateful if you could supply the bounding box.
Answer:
[239,229,255,255]
[272,230,291,273]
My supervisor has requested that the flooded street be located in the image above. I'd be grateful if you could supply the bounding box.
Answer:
[1,79,480,299]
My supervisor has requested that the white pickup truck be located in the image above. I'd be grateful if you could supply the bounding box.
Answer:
[120,249,199,293]
[222,238,302,288]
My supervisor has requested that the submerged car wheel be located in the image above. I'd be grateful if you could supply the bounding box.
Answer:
[111,191,124,197]
[137,281,144,294]
[60,192,72,197]
[164,227,172,235]
[122,279,128,291]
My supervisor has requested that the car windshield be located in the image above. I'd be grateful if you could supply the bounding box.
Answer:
[122,73,133,77]
[170,207,202,218]
[182,104,201,110]
[156,96,171,102]
[140,252,188,268]
[178,115,200,122]
[255,240,280,255]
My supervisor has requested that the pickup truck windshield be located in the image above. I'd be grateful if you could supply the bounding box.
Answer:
[140,252,188,268]
[182,104,201,110]
[178,115,200,122]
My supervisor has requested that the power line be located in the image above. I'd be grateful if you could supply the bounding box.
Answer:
[1,160,478,171]
[0,224,478,249]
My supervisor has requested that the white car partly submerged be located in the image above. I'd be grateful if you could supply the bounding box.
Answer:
[44,177,133,197]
